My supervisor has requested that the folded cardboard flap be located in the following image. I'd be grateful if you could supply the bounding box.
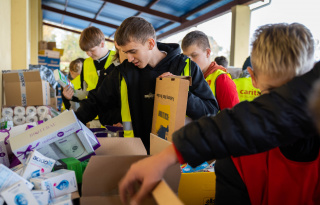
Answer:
[150,133,171,155]
[160,76,192,86]
[95,137,147,156]
[81,155,182,205]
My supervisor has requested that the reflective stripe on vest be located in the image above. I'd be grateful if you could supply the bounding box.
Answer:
[83,50,116,91]
[233,77,261,102]
[120,77,134,138]
[205,69,231,97]
[120,58,191,138]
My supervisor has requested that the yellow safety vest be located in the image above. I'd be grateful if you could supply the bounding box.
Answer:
[233,77,261,102]
[83,50,116,91]
[205,69,231,97]
[120,58,191,138]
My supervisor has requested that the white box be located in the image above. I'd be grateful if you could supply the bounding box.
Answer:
[0,164,33,192]
[0,122,37,164]
[22,150,55,180]
[30,169,77,199]
[0,138,9,167]
[10,110,95,164]
[0,181,38,205]
[50,193,72,205]
[10,164,24,176]
[32,190,50,205]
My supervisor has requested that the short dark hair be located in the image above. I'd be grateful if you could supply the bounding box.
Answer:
[79,26,105,51]
[215,56,228,68]
[181,30,210,51]
[115,16,156,46]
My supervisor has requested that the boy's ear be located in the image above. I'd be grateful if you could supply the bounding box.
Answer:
[206,48,211,58]
[100,40,105,48]
[148,38,156,50]
[247,67,258,88]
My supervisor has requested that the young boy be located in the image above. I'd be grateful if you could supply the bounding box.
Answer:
[75,17,218,149]
[182,31,239,110]
[119,23,319,205]
[63,26,117,98]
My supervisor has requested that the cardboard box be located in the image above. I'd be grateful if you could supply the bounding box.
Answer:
[150,134,216,205]
[47,42,56,50]
[80,137,182,205]
[50,97,58,110]
[151,76,191,142]
[10,110,95,164]
[53,48,64,57]
[39,50,60,58]
[39,41,48,50]
[38,55,47,66]
[2,70,50,107]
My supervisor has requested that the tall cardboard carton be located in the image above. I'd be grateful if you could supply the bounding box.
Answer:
[2,70,50,106]
[151,76,191,142]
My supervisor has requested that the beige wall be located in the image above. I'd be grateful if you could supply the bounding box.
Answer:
[230,5,251,68]
[11,0,30,70]
[0,0,12,70]
[30,0,40,64]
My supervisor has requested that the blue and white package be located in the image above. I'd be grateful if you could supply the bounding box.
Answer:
[32,190,50,205]
[30,169,77,199]
[0,164,33,192]
[50,193,72,205]
[181,162,210,173]
[22,150,55,180]
[10,164,24,176]
[0,181,38,205]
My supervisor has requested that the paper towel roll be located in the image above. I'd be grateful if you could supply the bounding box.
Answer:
[37,106,50,117]
[13,106,26,116]
[1,116,13,122]
[13,115,26,125]
[2,107,14,117]
[39,114,52,122]
[26,106,37,116]
[26,115,38,123]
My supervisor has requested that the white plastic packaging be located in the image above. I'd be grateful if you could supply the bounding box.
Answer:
[30,169,77,199]
[0,181,38,205]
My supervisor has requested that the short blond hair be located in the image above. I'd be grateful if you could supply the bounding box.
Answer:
[79,26,105,51]
[69,58,84,73]
[251,23,314,81]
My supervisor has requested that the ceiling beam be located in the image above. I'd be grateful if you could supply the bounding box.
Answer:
[102,0,182,22]
[61,0,69,24]
[89,1,107,27]
[42,4,118,29]
[43,22,114,43]
[109,0,160,38]
[157,0,239,40]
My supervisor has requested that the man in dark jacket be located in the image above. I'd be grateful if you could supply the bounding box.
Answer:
[119,40,320,205]
[75,16,218,150]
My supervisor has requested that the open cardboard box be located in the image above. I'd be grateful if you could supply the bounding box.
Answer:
[81,137,183,205]
[150,133,216,205]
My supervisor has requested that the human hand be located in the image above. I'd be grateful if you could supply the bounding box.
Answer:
[158,72,175,78]
[113,122,123,127]
[62,85,74,100]
[119,145,178,205]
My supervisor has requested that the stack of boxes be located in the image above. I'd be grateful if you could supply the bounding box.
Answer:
[38,41,63,71]
[38,40,64,111]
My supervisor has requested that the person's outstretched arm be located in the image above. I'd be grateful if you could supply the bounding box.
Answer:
[119,62,320,204]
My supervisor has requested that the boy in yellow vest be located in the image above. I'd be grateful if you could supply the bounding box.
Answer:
[63,26,116,100]
[182,31,239,110]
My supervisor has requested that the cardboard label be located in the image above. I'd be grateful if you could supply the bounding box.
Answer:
[151,77,190,142]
